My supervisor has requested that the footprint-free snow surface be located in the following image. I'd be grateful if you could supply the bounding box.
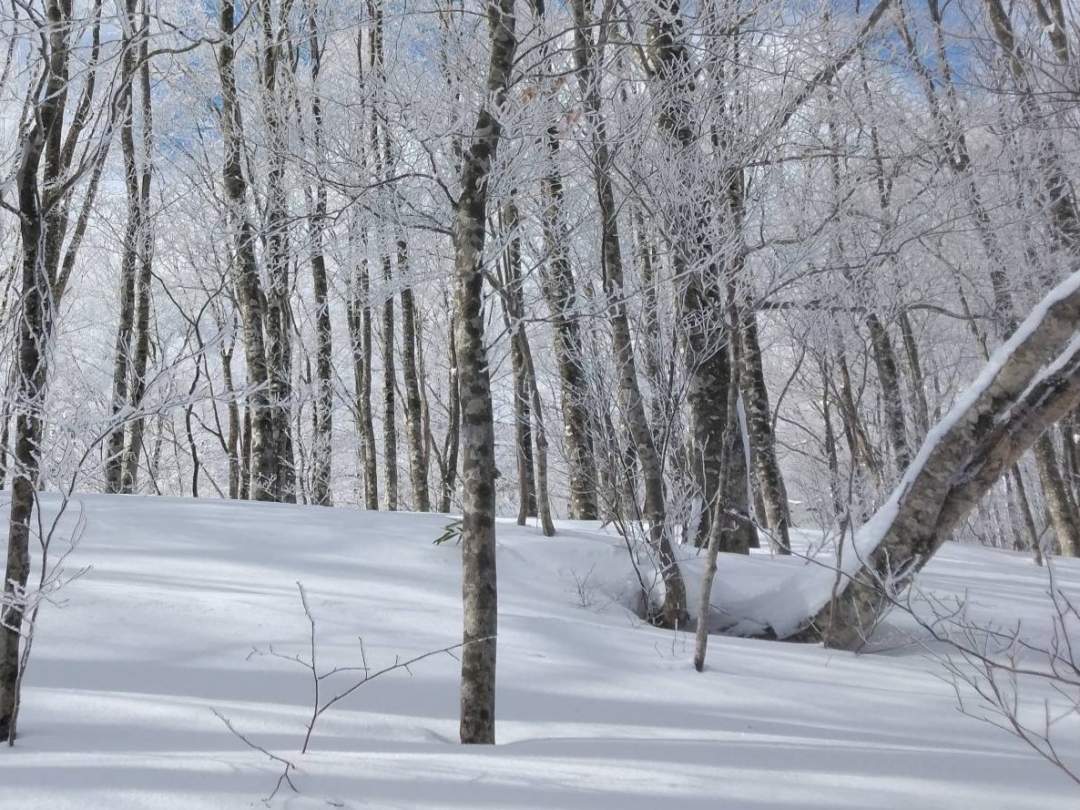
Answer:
[3,494,1078,808]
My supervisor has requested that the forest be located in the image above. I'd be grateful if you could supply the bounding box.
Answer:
[1,0,1079,806]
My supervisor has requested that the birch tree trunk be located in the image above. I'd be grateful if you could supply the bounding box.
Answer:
[347,30,379,510]
[304,0,333,506]
[573,0,686,627]
[738,301,792,554]
[1,0,91,740]
[258,0,296,502]
[645,1,733,551]
[811,275,1080,648]
[105,0,143,493]
[400,238,430,511]
[455,0,517,745]
[382,254,399,511]
[900,0,1080,555]
[499,199,538,524]
[217,0,277,501]
[121,8,155,493]
[530,0,597,520]
[437,307,461,513]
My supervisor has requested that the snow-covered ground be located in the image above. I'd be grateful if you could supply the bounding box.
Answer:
[3,494,1078,809]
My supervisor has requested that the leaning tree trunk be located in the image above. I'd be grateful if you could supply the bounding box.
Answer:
[809,274,1080,649]
[454,0,517,745]
[901,1,1080,556]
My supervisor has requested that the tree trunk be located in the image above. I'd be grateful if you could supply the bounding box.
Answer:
[222,345,241,499]
[1,0,85,740]
[105,1,142,493]
[400,239,430,512]
[529,0,597,520]
[811,276,1080,648]
[307,3,333,507]
[645,3,740,551]
[120,13,155,494]
[217,0,276,501]
[258,0,296,503]
[738,306,792,553]
[382,257,399,511]
[498,200,538,524]
[573,0,686,627]
[454,0,516,745]
[438,309,461,513]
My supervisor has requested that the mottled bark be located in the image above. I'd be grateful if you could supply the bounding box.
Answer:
[645,1,737,551]
[217,0,276,501]
[221,344,241,499]
[865,315,912,473]
[530,0,597,520]
[382,257,399,511]
[120,14,155,494]
[400,239,430,512]
[258,0,296,503]
[902,3,1080,556]
[898,310,930,440]
[811,279,1080,648]
[719,393,757,553]
[1036,434,1080,556]
[573,0,686,627]
[438,310,461,513]
[536,133,597,520]
[738,307,792,554]
[348,257,379,510]
[694,336,741,670]
[498,200,538,524]
[105,0,143,493]
[308,1,333,507]
[1,0,79,741]
[520,332,557,537]
[455,0,516,745]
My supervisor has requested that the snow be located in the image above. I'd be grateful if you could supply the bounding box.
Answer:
[725,271,1080,639]
[3,494,1079,808]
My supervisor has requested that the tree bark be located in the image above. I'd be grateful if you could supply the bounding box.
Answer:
[529,0,598,520]
[573,0,686,627]
[400,239,430,511]
[217,0,277,501]
[811,276,1080,648]
[1,0,84,740]
[120,11,155,494]
[105,0,143,493]
[258,0,296,503]
[455,0,517,745]
[307,0,333,507]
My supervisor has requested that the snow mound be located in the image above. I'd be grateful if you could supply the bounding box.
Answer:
[3,494,1078,808]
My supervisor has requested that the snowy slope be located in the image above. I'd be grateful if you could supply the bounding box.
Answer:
[2,494,1078,809]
